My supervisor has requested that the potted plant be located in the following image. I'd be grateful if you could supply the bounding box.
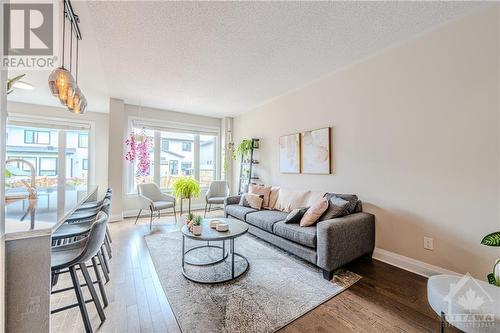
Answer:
[481,231,500,286]
[191,215,203,235]
[186,212,195,230]
[172,177,201,215]
[232,139,254,160]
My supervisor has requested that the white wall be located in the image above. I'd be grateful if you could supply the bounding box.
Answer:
[233,8,500,279]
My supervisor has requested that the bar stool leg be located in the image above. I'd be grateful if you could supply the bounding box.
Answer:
[80,263,106,322]
[97,250,110,283]
[104,234,112,259]
[106,226,112,243]
[100,245,111,273]
[92,256,108,307]
[69,266,93,333]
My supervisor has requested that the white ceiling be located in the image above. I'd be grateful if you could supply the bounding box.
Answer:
[8,1,489,117]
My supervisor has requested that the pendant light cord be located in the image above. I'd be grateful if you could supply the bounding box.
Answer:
[76,38,79,84]
[62,7,66,67]
[69,23,73,72]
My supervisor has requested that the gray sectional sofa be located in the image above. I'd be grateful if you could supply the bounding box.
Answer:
[224,193,375,280]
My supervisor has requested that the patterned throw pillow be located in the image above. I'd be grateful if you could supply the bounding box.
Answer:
[239,193,264,210]
[319,196,351,221]
[300,198,329,227]
[284,207,309,224]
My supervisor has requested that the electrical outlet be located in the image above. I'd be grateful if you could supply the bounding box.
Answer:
[423,237,434,250]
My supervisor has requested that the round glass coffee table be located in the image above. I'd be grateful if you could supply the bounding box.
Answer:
[181,218,249,284]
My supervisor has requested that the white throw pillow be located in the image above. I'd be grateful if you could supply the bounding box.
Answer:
[274,188,311,213]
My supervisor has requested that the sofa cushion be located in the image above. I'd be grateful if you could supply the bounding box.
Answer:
[324,193,359,213]
[239,193,264,210]
[273,221,317,248]
[268,186,280,210]
[245,210,288,232]
[249,184,272,208]
[225,204,257,221]
[284,207,309,224]
[275,188,311,212]
[319,196,350,221]
[300,198,329,227]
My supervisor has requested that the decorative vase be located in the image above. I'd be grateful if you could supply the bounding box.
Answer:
[192,225,202,236]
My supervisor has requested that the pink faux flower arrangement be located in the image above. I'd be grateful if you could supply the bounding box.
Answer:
[125,132,152,176]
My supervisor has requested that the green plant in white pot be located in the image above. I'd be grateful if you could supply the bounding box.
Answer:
[191,215,203,235]
[481,231,500,286]
[172,177,201,215]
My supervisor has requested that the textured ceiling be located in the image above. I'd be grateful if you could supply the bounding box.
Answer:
[8,1,489,116]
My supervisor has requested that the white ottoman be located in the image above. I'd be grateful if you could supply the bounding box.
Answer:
[427,274,500,332]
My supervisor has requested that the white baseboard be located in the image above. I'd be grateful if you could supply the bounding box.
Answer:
[373,247,459,278]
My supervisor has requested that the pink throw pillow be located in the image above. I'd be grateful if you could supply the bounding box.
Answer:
[300,198,329,227]
[249,184,272,208]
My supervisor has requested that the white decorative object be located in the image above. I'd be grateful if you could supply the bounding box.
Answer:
[210,220,221,229]
[301,127,331,174]
[216,223,229,232]
[279,133,300,173]
[192,225,202,235]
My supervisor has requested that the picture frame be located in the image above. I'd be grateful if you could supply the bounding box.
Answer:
[300,127,331,174]
[279,133,300,173]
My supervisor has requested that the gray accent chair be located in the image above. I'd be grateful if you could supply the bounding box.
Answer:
[136,183,177,230]
[224,193,375,280]
[204,180,230,217]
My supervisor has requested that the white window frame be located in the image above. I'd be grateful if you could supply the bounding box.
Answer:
[126,116,221,194]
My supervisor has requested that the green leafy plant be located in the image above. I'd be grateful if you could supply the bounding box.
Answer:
[172,177,201,200]
[7,74,26,94]
[481,231,500,286]
[192,215,202,226]
[186,212,195,222]
[232,139,253,160]
[5,169,12,178]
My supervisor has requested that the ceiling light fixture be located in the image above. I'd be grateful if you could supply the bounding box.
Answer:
[48,0,86,114]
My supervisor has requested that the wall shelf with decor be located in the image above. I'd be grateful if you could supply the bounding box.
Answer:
[237,138,260,194]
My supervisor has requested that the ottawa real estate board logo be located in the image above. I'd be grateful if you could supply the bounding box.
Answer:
[3,1,59,69]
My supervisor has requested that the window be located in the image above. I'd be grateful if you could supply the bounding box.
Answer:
[199,135,216,188]
[24,130,50,145]
[39,157,57,176]
[182,141,192,152]
[131,128,155,191]
[169,160,178,175]
[161,138,169,151]
[159,132,194,189]
[6,124,90,191]
[181,162,192,176]
[66,130,90,186]
[129,123,218,193]
[78,133,89,148]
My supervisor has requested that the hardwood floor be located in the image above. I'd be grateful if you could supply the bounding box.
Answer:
[51,210,454,332]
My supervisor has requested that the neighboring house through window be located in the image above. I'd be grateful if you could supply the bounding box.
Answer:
[169,160,179,175]
[24,130,50,145]
[182,141,191,152]
[82,159,88,170]
[78,133,89,148]
[39,157,57,176]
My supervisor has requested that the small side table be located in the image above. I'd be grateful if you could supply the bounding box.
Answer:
[427,274,500,333]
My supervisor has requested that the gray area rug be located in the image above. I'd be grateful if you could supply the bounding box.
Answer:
[145,230,361,333]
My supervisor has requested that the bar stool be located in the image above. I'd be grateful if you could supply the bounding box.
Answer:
[51,211,110,333]
[53,199,112,282]
[76,188,112,212]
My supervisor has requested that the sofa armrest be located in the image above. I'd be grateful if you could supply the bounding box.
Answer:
[316,212,375,272]
[224,195,241,217]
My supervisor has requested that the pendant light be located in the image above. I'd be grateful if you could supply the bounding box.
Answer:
[48,0,85,114]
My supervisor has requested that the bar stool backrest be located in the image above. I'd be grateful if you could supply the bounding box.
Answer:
[77,211,109,264]
[101,198,111,216]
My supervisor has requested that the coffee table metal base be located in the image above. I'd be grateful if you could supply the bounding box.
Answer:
[181,236,249,284]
